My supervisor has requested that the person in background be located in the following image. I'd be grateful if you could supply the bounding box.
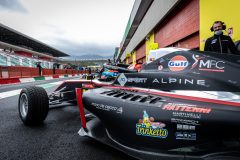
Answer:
[36,62,42,76]
[107,59,112,64]
[53,65,56,74]
[204,21,239,55]
[235,40,240,51]
[87,67,91,75]
[53,63,58,74]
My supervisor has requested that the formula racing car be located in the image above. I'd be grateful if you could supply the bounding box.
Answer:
[18,48,240,160]
[18,61,138,125]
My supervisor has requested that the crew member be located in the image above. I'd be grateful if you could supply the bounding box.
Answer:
[204,21,239,55]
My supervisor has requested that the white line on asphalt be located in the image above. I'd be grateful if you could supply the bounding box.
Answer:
[0,89,22,99]
[0,81,63,100]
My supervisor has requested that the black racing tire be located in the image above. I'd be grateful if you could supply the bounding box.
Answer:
[18,86,49,126]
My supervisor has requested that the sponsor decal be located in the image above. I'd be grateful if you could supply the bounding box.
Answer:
[159,58,165,63]
[175,131,196,140]
[228,27,233,37]
[168,55,189,71]
[171,118,199,125]
[191,55,204,69]
[105,65,118,70]
[177,124,195,131]
[82,89,88,92]
[117,73,127,86]
[152,78,205,86]
[117,73,147,86]
[211,39,217,44]
[82,83,94,89]
[127,78,147,83]
[162,103,212,114]
[192,55,225,72]
[199,59,225,72]
[158,65,163,71]
[136,110,168,138]
[116,107,123,114]
[150,58,155,62]
[173,112,201,119]
[91,102,122,114]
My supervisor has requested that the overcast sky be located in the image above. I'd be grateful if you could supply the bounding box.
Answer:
[0,0,135,57]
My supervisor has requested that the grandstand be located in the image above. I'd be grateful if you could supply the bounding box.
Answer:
[0,23,88,81]
[0,23,68,68]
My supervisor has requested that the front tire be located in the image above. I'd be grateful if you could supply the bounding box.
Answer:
[18,86,49,126]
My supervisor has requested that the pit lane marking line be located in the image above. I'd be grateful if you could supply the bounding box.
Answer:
[0,89,22,99]
[0,81,63,100]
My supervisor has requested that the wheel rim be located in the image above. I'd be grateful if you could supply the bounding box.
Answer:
[19,93,28,118]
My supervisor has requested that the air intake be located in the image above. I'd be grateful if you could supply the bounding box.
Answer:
[101,89,164,104]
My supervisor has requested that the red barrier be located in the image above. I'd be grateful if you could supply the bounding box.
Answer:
[8,66,22,78]
[52,75,59,78]
[1,66,39,78]
[0,78,20,84]
[55,69,65,75]
[0,66,2,79]
[30,68,39,77]
[81,70,84,74]
[85,70,89,74]
[42,68,53,76]
[73,70,78,74]
[0,66,81,79]
[21,67,33,77]
[66,69,73,74]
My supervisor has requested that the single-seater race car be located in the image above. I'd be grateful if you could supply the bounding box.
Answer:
[98,62,135,81]
[18,61,138,124]
[79,49,240,159]
[18,48,240,160]
[47,62,138,105]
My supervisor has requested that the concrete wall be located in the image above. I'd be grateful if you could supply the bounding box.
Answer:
[154,0,199,48]
[121,0,179,61]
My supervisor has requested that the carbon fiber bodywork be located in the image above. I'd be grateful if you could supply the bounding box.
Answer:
[80,87,240,160]
[79,50,240,159]
[48,79,112,105]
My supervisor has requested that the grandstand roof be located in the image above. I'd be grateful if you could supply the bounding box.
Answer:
[0,23,69,57]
